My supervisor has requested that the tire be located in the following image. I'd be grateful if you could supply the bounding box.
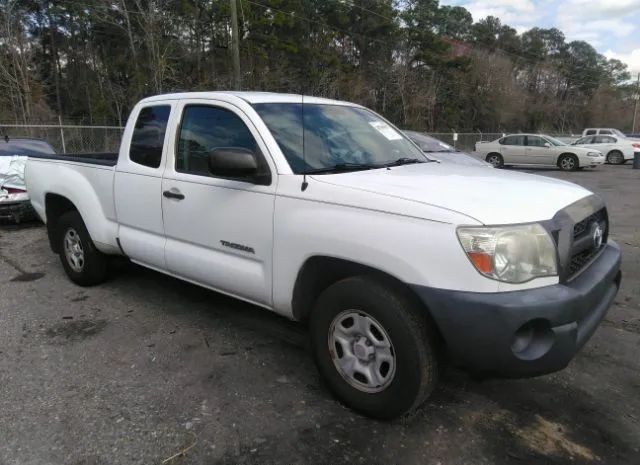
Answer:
[606,150,625,165]
[558,154,579,171]
[309,275,439,419]
[485,153,504,168]
[57,211,108,286]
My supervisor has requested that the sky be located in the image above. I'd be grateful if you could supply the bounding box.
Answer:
[441,0,640,76]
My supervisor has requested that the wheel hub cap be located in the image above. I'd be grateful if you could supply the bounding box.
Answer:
[353,336,375,360]
[63,228,85,272]
[328,310,396,393]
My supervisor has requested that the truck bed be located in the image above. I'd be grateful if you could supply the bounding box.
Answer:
[25,154,120,253]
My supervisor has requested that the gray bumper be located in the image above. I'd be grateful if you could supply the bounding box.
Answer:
[412,241,621,378]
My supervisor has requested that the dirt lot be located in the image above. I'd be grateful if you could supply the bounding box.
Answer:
[1,164,639,465]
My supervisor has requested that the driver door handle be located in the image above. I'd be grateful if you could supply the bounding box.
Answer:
[163,189,185,200]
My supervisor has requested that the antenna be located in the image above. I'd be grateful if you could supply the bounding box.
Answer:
[301,93,308,191]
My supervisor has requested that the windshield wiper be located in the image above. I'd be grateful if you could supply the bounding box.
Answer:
[385,157,429,167]
[304,162,380,174]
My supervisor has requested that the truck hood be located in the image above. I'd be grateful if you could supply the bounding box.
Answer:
[312,163,592,224]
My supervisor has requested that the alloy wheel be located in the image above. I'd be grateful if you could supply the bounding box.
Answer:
[560,156,576,170]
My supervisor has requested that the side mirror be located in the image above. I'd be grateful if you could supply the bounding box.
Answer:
[544,142,551,148]
[208,147,266,183]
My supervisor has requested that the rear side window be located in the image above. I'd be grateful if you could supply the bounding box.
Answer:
[593,136,615,144]
[129,105,171,168]
[176,105,262,178]
[526,136,546,147]
[585,130,596,135]
[500,135,525,146]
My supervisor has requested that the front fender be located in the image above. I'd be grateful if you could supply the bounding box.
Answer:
[270,194,499,318]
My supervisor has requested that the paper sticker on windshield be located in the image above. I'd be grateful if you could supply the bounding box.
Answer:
[369,121,403,140]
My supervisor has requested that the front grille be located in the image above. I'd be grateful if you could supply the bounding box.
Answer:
[573,209,606,238]
[568,248,600,276]
[567,207,607,279]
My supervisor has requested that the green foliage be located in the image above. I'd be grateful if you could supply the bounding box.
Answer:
[0,0,634,132]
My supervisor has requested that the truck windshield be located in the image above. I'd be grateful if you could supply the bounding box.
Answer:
[253,103,426,174]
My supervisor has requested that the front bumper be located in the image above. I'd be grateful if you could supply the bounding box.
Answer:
[0,200,37,223]
[412,241,621,378]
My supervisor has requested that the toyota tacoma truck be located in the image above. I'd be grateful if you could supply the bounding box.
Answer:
[25,92,621,419]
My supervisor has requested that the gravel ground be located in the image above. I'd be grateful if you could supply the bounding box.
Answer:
[0,164,639,465]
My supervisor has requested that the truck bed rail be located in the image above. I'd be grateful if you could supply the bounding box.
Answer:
[27,152,118,167]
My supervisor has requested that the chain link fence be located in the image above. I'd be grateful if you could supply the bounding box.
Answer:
[426,132,505,152]
[0,124,124,154]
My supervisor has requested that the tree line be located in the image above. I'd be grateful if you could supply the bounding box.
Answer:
[1,0,637,133]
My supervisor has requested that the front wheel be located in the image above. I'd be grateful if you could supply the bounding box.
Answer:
[558,154,579,171]
[485,153,504,168]
[310,276,440,419]
[57,211,109,286]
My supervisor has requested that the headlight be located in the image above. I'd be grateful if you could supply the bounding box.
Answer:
[457,224,557,283]
[587,151,601,157]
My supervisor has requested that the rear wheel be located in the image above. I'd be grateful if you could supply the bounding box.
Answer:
[57,211,108,286]
[558,154,578,171]
[309,275,439,419]
[486,153,503,168]
[606,150,625,165]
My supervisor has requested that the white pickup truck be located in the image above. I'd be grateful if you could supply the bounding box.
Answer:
[25,92,621,419]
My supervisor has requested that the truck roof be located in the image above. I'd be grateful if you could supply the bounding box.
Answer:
[139,91,356,106]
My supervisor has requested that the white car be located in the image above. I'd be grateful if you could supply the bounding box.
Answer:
[0,138,56,223]
[475,134,605,170]
[572,134,640,165]
[581,128,640,140]
[25,92,621,419]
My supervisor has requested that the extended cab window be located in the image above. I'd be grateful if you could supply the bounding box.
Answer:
[176,105,266,180]
[129,105,170,168]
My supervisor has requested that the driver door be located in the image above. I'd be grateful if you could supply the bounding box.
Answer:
[161,99,277,307]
